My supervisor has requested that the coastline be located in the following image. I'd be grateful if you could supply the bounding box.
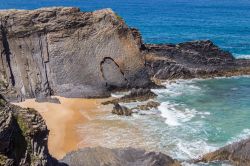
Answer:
[14,96,112,159]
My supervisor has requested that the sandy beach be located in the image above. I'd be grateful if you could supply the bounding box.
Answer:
[14,96,112,159]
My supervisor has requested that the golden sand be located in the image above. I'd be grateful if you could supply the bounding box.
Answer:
[14,96,111,159]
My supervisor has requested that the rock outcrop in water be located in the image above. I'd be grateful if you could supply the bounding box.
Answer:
[144,40,250,80]
[112,103,132,116]
[61,147,181,166]
[198,138,250,166]
[0,7,151,101]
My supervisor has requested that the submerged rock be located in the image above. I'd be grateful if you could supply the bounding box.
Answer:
[132,101,160,111]
[198,138,250,166]
[103,88,158,105]
[61,147,181,166]
[112,103,132,116]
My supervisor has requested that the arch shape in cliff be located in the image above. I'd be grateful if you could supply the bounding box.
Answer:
[100,57,127,88]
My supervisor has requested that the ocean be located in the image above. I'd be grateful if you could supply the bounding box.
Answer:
[77,76,250,165]
[2,1,250,165]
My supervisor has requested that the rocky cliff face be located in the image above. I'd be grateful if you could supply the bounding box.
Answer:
[0,7,150,101]
[0,95,57,166]
[0,7,250,102]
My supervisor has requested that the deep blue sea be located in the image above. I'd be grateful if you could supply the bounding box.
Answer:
[1,0,250,57]
[3,1,250,165]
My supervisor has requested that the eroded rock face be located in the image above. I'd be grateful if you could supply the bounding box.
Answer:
[0,7,151,101]
[61,147,181,166]
[144,40,250,80]
[0,95,57,166]
[198,138,250,166]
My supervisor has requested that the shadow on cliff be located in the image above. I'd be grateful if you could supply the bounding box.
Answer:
[0,24,15,86]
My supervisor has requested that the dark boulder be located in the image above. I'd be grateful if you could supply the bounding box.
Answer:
[112,103,132,116]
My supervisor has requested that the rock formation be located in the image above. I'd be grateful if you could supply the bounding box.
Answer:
[0,7,151,101]
[0,6,250,166]
[103,88,158,105]
[198,138,250,166]
[0,7,250,102]
[144,40,250,80]
[0,95,57,166]
[61,147,181,166]
[112,103,132,116]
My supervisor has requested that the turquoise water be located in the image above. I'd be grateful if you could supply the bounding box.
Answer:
[156,76,250,150]
[78,77,250,165]
[157,77,250,145]
[1,0,250,57]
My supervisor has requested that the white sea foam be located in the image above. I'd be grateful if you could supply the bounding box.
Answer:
[175,139,217,159]
[111,91,130,98]
[158,101,209,126]
[152,79,202,100]
[234,53,250,59]
[228,128,250,144]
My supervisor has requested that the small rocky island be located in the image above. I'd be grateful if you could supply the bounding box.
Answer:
[0,7,250,166]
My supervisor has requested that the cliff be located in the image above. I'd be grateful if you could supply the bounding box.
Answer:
[0,6,250,166]
[0,7,250,102]
[0,7,150,101]
[0,95,57,165]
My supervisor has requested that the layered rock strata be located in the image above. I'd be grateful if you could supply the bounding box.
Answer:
[0,7,151,101]
[144,40,250,80]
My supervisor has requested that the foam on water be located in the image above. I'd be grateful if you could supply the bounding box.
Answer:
[228,129,250,144]
[77,76,250,165]
[234,54,250,59]
[111,91,130,98]
[158,101,206,126]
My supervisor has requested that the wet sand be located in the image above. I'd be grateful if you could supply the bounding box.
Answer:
[14,96,112,159]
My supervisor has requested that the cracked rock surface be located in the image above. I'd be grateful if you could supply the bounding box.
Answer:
[0,7,151,101]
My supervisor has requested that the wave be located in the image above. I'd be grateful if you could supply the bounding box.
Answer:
[152,79,202,100]
[228,129,250,144]
[158,101,210,126]
[234,53,250,59]
[111,91,130,98]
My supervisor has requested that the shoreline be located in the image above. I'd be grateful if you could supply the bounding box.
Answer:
[14,96,112,159]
